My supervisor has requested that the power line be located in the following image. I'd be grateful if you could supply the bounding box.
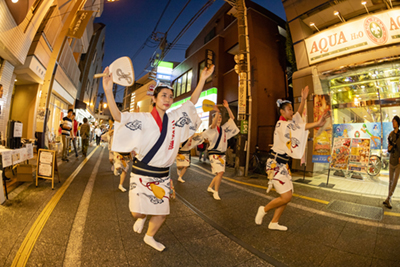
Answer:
[130,0,172,63]
[152,0,172,33]
[165,0,192,34]
[151,0,214,70]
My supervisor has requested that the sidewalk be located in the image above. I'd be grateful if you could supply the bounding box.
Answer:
[292,172,399,200]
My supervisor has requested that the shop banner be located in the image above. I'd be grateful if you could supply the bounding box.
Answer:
[67,11,94,39]
[333,123,381,150]
[348,139,371,172]
[330,138,351,170]
[312,94,332,163]
[305,8,400,65]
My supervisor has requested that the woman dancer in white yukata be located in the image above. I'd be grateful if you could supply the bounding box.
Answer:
[255,86,329,231]
[203,100,239,200]
[102,65,214,251]
[176,133,204,183]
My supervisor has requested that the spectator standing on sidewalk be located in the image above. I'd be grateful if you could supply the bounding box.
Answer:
[95,126,102,146]
[102,64,213,252]
[202,100,239,200]
[60,109,73,162]
[255,86,328,231]
[384,115,400,209]
[80,118,90,157]
[70,112,79,158]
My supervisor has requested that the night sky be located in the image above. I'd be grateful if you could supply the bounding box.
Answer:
[93,0,286,103]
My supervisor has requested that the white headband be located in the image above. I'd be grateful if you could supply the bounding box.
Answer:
[276,99,291,107]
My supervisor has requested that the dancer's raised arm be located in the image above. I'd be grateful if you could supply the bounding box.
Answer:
[297,85,308,116]
[102,67,121,122]
[305,111,330,130]
[210,105,220,129]
[223,100,235,120]
[190,65,215,105]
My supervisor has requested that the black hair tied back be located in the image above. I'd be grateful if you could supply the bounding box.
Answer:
[393,115,400,127]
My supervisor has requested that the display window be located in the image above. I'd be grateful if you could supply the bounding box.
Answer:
[314,60,400,178]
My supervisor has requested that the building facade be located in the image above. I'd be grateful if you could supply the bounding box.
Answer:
[283,0,400,181]
[171,1,288,154]
[0,0,104,146]
[77,23,106,123]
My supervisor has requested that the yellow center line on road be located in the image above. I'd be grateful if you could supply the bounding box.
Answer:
[12,147,99,267]
[384,211,400,217]
[191,164,400,217]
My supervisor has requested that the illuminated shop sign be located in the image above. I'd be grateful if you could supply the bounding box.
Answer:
[156,61,173,81]
[305,8,400,65]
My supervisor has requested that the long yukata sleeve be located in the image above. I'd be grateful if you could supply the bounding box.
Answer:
[111,112,143,153]
[223,118,239,139]
[169,101,202,143]
[182,133,205,150]
[275,112,309,159]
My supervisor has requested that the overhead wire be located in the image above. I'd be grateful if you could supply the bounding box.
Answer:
[165,0,192,34]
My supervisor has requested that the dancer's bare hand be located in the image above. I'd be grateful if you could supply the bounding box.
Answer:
[200,64,215,81]
[301,86,309,102]
[213,105,220,112]
[317,111,330,127]
[222,100,229,108]
[102,67,113,93]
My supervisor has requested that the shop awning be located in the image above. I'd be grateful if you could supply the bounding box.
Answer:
[75,99,87,110]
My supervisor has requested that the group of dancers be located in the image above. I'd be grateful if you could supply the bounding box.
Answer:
[102,65,329,252]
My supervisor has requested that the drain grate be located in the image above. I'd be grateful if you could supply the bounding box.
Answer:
[327,200,383,221]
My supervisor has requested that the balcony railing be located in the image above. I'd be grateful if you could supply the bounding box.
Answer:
[58,40,81,89]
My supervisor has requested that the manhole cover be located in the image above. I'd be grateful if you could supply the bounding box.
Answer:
[327,200,383,221]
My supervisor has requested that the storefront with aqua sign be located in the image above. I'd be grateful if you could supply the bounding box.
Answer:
[305,8,400,181]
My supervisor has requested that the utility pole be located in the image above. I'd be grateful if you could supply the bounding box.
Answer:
[227,0,252,176]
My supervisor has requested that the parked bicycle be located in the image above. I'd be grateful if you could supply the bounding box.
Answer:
[248,145,268,175]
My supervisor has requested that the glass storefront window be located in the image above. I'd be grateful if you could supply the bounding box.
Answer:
[173,82,177,97]
[187,70,192,92]
[177,77,182,97]
[181,73,187,94]
[318,60,400,177]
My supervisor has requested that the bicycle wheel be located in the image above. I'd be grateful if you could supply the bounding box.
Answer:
[367,155,382,176]
[248,155,261,174]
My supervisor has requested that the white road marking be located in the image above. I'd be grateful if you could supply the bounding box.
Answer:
[63,149,104,267]
[190,164,400,230]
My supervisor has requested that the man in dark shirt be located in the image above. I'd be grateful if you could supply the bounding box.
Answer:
[60,109,73,161]
[80,118,90,157]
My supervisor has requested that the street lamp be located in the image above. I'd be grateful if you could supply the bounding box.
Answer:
[362,1,369,14]
[103,103,107,108]
[334,11,346,22]
[309,22,320,32]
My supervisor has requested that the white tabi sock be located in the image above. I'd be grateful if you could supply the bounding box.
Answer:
[144,234,165,252]
[268,222,288,231]
[133,216,147,234]
[213,191,221,200]
[178,177,185,183]
[255,206,266,225]
[118,184,127,192]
